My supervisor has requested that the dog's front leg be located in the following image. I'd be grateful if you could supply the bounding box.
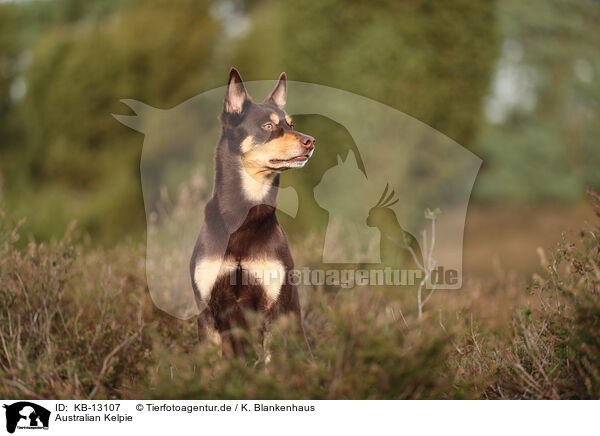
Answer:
[218,306,248,360]
[197,308,223,355]
[259,305,279,364]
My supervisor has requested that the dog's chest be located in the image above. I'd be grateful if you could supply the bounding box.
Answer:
[193,257,285,303]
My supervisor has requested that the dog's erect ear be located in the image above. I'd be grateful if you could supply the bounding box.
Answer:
[264,72,287,108]
[224,67,248,114]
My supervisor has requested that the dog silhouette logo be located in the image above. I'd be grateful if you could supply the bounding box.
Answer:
[3,402,50,433]
[114,80,482,318]
[314,151,382,263]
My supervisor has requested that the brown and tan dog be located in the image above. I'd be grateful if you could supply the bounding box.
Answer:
[190,68,314,360]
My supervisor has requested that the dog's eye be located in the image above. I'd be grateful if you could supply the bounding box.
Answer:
[262,122,274,130]
[290,122,295,129]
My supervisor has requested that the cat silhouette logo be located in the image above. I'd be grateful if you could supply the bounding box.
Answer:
[114,80,481,318]
[3,402,50,433]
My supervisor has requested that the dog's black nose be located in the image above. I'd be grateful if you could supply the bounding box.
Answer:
[300,135,315,151]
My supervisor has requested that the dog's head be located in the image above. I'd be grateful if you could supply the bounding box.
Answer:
[219,68,315,176]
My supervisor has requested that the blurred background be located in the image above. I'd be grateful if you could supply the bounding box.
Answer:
[0,0,598,278]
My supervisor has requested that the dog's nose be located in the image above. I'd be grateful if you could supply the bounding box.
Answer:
[300,135,315,151]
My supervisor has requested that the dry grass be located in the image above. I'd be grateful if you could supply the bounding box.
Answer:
[0,194,599,399]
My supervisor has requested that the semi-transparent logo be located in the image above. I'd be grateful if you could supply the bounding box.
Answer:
[114,80,481,319]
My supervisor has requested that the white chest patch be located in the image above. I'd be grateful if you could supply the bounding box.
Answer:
[193,258,237,301]
[193,257,285,304]
[241,259,285,303]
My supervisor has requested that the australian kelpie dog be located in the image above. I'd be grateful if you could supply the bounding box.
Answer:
[190,68,315,360]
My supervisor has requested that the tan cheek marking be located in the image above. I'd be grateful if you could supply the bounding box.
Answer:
[262,133,299,155]
[243,137,289,166]
[240,136,254,154]
[285,116,292,126]
[241,133,301,175]
[269,113,280,124]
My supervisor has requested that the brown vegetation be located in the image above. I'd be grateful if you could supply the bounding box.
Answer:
[0,194,599,399]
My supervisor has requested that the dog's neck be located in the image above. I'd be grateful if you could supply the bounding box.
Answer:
[213,137,280,232]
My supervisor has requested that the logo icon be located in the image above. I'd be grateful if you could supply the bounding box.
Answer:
[3,402,50,434]
[114,80,481,318]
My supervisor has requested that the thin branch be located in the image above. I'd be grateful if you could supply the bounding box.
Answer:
[89,332,139,399]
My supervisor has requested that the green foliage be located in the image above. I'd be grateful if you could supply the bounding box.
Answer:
[2,0,599,240]
[0,0,498,243]
[475,0,600,201]
[237,0,498,147]
[0,4,21,143]
[476,121,581,201]
[2,0,219,243]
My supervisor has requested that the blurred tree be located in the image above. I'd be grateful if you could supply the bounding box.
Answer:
[0,4,20,146]
[232,0,498,148]
[227,0,498,240]
[476,0,600,201]
[4,0,219,242]
[2,0,500,244]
